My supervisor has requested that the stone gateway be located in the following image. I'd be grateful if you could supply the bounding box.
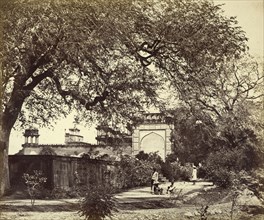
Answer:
[132,113,173,160]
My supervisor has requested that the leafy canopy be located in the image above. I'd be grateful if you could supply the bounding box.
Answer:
[0,0,252,131]
[1,0,161,128]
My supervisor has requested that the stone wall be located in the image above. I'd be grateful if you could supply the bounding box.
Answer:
[21,143,97,156]
[9,155,120,190]
[21,144,132,158]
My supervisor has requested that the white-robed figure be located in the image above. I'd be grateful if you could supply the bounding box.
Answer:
[151,168,159,193]
[192,165,197,185]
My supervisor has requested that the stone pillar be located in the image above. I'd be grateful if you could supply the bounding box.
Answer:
[35,136,39,144]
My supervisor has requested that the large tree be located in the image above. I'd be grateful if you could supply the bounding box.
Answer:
[149,1,263,167]
[162,55,263,179]
[0,0,251,195]
[0,0,161,195]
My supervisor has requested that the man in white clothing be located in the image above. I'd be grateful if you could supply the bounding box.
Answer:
[151,168,158,193]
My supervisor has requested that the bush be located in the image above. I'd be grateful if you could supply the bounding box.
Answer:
[135,151,149,161]
[173,162,192,181]
[208,169,237,188]
[204,147,260,188]
[22,170,47,206]
[161,161,174,182]
[78,185,118,220]
[197,166,206,179]
[161,161,192,182]
[135,151,164,167]
[117,154,160,189]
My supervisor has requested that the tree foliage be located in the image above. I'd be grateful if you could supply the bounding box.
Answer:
[163,56,263,179]
[136,150,163,165]
[165,106,217,163]
[1,0,254,128]
[118,154,159,188]
[1,0,262,195]
[1,0,162,129]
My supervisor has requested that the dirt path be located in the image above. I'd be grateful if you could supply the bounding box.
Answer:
[115,181,215,202]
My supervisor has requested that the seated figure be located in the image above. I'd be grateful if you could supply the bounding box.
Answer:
[167,181,176,194]
[153,181,163,195]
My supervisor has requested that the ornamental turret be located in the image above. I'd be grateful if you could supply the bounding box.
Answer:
[65,127,84,144]
[23,128,39,146]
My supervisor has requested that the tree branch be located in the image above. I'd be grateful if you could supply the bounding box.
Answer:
[23,68,54,91]
[26,32,63,81]
[137,40,164,67]
[196,97,222,118]
[51,76,109,110]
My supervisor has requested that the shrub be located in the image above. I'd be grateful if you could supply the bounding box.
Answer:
[161,161,174,182]
[135,151,149,161]
[161,161,192,182]
[117,155,156,188]
[207,169,237,188]
[146,152,164,166]
[204,147,258,188]
[179,163,193,181]
[31,186,83,200]
[22,170,47,206]
[78,185,118,220]
[197,166,206,179]
[205,156,262,189]
[135,151,164,165]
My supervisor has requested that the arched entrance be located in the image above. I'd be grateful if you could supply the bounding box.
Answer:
[140,132,165,160]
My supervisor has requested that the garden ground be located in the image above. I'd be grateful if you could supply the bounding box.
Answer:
[0,181,263,220]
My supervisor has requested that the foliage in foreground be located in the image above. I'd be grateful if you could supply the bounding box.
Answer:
[78,185,118,220]
[22,170,47,206]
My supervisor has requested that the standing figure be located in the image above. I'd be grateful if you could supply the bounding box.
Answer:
[192,165,197,185]
[151,168,159,193]
[74,171,81,187]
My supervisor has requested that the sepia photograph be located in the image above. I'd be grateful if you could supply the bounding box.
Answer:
[0,0,263,219]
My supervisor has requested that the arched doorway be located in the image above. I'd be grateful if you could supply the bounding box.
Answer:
[140,132,165,160]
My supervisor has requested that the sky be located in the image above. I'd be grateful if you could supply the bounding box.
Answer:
[214,0,263,58]
[8,0,264,154]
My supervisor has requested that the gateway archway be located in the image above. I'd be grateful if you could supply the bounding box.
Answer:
[132,113,173,160]
[140,132,165,160]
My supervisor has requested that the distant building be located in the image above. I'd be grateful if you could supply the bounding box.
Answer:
[18,112,173,160]
[65,127,84,144]
[96,124,132,146]
[18,127,97,156]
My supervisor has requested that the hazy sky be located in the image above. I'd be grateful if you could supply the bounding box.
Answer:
[215,0,263,58]
[9,0,264,154]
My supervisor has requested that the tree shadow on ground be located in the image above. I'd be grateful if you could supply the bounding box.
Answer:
[0,203,79,212]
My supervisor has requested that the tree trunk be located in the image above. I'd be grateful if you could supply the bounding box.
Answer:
[0,125,11,196]
[0,84,29,196]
